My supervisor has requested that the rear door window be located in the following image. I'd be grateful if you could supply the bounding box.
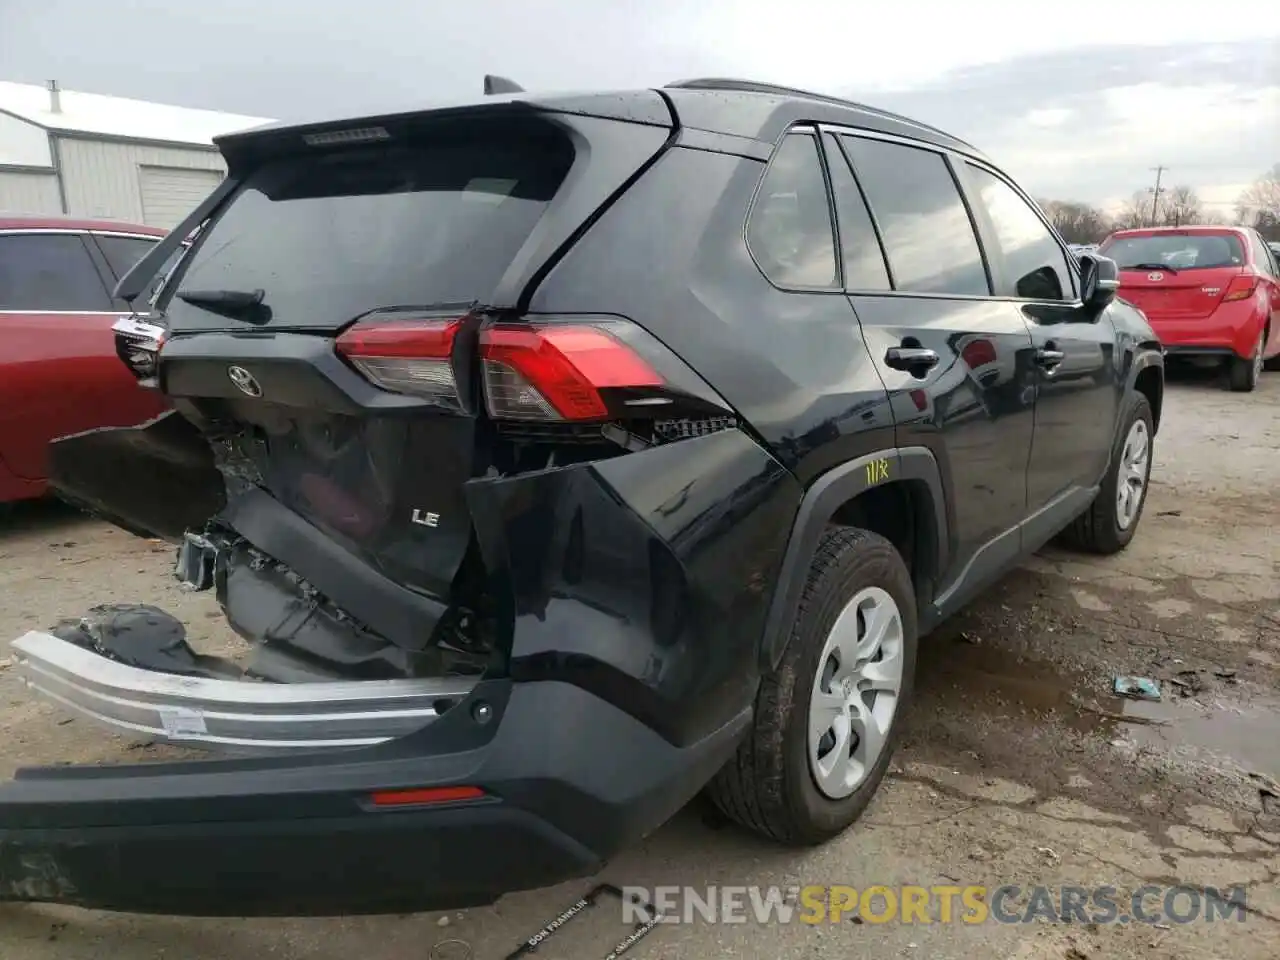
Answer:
[965,164,1074,301]
[1246,231,1277,277]
[162,131,576,330]
[747,133,839,289]
[823,135,891,291]
[0,233,113,312]
[94,234,160,280]
[840,136,989,297]
[93,233,180,306]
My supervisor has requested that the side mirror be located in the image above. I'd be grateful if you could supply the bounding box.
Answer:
[1079,253,1119,308]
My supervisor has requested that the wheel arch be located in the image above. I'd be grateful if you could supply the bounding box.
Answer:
[1131,353,1164,435]
[759,447,949,670]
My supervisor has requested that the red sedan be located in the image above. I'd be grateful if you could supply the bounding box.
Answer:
[0,216,171,503]
[1097,225,1280,391]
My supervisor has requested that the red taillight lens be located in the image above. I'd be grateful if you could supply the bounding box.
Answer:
[335,316,464,407]
[369,785,486,808]
[1223,276,1257,302]
[479,323,664,421]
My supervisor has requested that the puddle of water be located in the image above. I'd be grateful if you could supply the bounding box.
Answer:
[1119,695,1280,779]
[919,639,1280,779]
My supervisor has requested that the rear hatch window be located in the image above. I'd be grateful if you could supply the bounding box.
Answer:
[162,127,576,332]
[1101,233,1245,271]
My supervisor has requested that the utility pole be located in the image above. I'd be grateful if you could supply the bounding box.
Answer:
[1148,166,1168,226]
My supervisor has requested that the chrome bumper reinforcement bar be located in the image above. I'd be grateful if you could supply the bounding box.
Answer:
[10,630,477,751]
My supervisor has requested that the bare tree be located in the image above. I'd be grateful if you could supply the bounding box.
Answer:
[1112,190,1153,230]
[1037,199,1112,244]
[1160,185,1205,226]
[1236,163,1280,241]
[1109,185,1204,229]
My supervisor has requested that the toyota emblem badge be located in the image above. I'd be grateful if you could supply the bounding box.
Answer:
[227,365,263,397]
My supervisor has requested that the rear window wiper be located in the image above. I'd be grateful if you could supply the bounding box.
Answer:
[175,287,272,324]
[177,288,266,308]
[1122,262,1178,274]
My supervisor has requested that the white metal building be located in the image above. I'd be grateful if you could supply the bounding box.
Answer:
[0,80,271,229]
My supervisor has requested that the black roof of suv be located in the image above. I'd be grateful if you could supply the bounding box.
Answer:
[212,76,986,163]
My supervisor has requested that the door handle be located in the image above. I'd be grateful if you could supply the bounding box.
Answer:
[885,346,940,373]
[1034,348,1065,368]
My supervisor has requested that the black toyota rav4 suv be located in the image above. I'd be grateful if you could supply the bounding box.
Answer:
[2,78,1163,916]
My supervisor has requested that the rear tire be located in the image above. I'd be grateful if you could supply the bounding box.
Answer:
[1263,328,1279,371]
[1227,331,1264,391]
[1060,392,1154,554]
[707,527,917,845]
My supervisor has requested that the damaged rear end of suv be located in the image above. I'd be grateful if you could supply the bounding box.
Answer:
[1,88,803,916]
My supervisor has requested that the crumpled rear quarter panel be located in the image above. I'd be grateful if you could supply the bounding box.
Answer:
[464,428,801,746]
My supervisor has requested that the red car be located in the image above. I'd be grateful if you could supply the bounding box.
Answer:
[1097,226,1280,391]
[0,216,171,503]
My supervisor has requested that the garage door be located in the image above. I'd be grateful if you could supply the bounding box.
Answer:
[138,166,223,229]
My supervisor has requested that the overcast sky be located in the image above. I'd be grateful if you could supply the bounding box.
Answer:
[1,0,1276,212]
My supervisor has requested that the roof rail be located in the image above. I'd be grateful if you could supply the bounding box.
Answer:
[666,78,849,101]
[663,78,976,150]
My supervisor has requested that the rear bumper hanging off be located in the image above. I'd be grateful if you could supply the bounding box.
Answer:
[11,630,476,751]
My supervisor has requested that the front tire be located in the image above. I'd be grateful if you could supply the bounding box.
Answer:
[707,527,917,845]
[1061,392,1154,554]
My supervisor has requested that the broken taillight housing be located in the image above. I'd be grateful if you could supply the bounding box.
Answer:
[113,314,167,385]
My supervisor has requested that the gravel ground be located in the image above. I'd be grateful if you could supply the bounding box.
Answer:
[1,368,1278,960]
